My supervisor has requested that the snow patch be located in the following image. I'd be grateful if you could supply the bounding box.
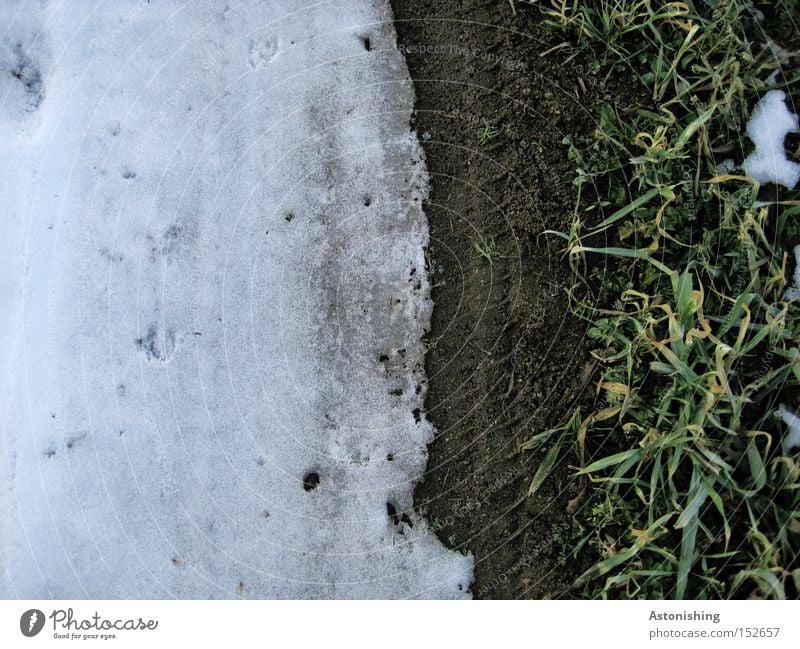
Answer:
[0,0,472,599]
[742,90,800,190]
[778,404,800,453]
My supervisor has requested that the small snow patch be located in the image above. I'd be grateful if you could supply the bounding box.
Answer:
[778,404,800,452]
[742,90,800,190]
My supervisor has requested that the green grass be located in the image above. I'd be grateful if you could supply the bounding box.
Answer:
[474,237,504,266]
[477,120,502,145]
[521,0,800,598]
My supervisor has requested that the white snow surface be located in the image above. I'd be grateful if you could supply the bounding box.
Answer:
[742,89,800,190]
[0,0,473,598]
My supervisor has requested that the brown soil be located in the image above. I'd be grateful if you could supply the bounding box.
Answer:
[389,0,616,598]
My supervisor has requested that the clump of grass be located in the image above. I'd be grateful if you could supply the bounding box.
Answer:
[477,120,502,144]
[522,0,800,598]
[475,237,504,265]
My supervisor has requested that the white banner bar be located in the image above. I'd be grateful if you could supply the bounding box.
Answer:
[0,600,797,648]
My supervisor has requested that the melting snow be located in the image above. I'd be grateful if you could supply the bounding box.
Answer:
[742,89,800,190]
[778,405,800,453]
[0,1,472,598]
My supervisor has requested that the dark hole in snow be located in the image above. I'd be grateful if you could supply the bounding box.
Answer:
[360,36,371,51]
[303,472,320,491]
[412,408,421,423]
[363,195,371,206]
[285,212,295,222]
[386,502,400,525]
[256,457,265,467]
[387,502,414,532]
[120,168,136,179]
[785,132,800,157]
[398,349,406,357]
[386,453,394,461]
[389,388,403,396]
[378,354,389,362]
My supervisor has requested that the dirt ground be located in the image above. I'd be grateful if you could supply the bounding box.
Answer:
[390,0,616,598]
